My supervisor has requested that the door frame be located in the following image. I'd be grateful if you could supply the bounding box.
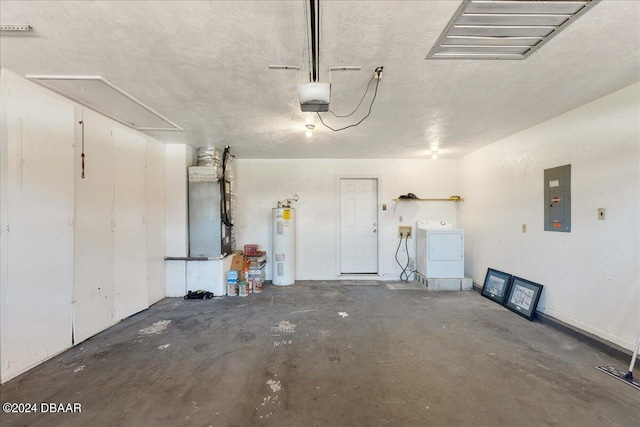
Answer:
[335,175,382,277]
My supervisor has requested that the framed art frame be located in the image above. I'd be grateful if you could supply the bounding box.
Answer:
[481,268,512,305]
[504,277,544,321]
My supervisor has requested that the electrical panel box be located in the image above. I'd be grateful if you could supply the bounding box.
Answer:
[544,164,571,232]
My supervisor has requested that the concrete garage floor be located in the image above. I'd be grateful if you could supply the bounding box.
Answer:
[1,281,638,426]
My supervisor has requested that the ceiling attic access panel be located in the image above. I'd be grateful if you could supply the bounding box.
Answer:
[25,76,183,131]
[426,0,600,60]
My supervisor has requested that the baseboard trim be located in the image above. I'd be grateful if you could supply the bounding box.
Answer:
[473,281,637,367]
[536,312,638,367]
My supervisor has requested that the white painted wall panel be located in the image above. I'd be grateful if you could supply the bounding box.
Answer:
[459,83,640,351]
[165,144,190,257]
[72,110,115,343]
[2,77,74,381]
[164,144,196,295]
[234,159,459,280]
[1,69,168,383]
[186,260,226,296]
[146,138,166,305]
[0,71,9,382]
[165,260,187,297]
[113,128,148,321]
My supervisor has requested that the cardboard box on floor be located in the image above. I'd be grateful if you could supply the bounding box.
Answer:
[230,252,248,273]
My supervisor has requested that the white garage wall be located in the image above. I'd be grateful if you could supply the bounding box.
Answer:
[165,144,196,258]
[112,128,149,321]
[73,111,167,341]
[459,83,640,351]
[0,69,168,382]
[234,159,460,280]
[164,144,196,297]
[73,109,116,344]
[146,138,167,305]
[1,71,75,383]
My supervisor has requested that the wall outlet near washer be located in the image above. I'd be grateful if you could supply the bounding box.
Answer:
[398,226,412,238]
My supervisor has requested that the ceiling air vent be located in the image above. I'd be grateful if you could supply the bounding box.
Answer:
[26,75,182,131]
[426,0,600,60]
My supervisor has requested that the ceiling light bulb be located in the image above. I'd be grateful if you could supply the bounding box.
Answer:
[305,123,315,137]
[431,150,439,159]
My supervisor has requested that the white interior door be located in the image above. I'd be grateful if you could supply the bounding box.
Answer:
[340,178,378,274]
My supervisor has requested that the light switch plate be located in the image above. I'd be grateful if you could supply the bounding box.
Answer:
[598,208,605,220]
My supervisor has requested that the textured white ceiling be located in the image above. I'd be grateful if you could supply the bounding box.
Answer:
[1,1,638,159]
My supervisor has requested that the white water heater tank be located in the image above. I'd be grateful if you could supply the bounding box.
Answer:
[272,207,296,286]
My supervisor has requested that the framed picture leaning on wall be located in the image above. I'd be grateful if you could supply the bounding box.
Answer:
[504,277,544,321]
[481,268,512,305]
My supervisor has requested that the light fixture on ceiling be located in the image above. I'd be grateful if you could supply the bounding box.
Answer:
[426,0,600,60]
[431,149,439,159]
[305,124,315,137]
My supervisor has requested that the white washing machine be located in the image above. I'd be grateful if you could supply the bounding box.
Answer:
[416,220,464,279]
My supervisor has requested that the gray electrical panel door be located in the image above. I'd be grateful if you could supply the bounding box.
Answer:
[544,164,571,232]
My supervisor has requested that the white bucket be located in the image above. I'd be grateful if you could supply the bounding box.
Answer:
[253,280,263,293]
[227,282,238,296]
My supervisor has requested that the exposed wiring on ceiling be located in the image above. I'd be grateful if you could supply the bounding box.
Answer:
[327,74,376,118]
[316,66,383,131]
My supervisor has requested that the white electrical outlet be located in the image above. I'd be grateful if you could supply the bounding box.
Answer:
[398,226,412,238]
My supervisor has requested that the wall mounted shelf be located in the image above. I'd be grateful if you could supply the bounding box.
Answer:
[393,197,464,202]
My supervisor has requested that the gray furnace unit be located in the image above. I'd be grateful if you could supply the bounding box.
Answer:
[188,166,232,256]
